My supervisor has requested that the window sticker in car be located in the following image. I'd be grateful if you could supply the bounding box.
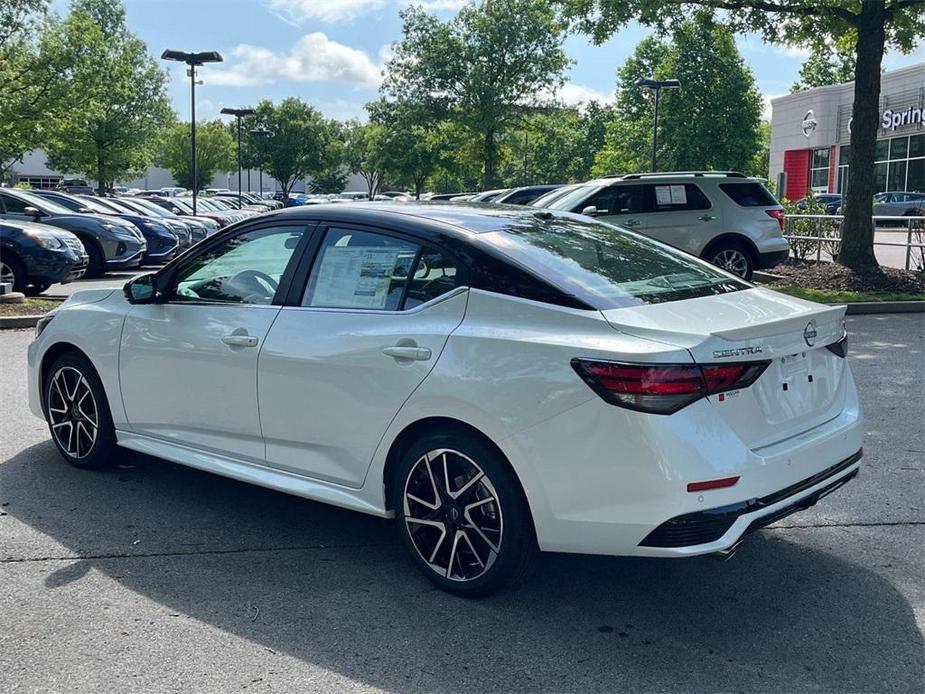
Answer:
[669,185,687,205]
[311,246,402,309]
[655,185,688,206]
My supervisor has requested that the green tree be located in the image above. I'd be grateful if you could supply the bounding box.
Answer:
[309,170,349,194]
[791,42,857,92]
[746,120,771,179]
[558,0,925,270]
[594,13,762,176]
[368,99,443,198]
[344,121,390,199]
[249,98,336,199]
[383,0,570,189]
[156,119,235,190]
[43,0,171,194]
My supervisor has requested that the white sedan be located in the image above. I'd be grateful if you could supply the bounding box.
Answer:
[27,203,863,596]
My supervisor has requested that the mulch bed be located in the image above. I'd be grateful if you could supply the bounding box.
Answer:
[764,260,925,294]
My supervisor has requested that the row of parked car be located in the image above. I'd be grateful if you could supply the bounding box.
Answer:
[0,187,282,295]
[793,191,925,219]
[423,173,789,279]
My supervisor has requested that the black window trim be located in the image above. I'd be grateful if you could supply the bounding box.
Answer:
[282,220,470,312]
[153,219,317,307]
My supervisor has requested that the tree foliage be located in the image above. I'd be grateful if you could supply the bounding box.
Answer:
[43,0,171,194]
[557,0,925,270]
[156,119,235,191]
[343,121,390,198]
[594,13,762,176]
[382,0,571,188]
[248,97,337,198]
[791,42,857,92]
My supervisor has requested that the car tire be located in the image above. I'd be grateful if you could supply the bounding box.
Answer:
[43,351,117,469]
[23,282,51,297]
[392,430,537,597]
[84,243,105,278]
[1,254,27,293]
[706,240,755,279]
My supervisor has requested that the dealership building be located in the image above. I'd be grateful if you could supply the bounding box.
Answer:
[769,63,924,201]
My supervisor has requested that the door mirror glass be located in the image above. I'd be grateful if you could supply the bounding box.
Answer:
[124,273,156,304]
[580,205,598,217]
[23,206,42,218]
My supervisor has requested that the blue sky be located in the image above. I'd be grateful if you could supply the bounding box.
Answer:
[60,0,925,123]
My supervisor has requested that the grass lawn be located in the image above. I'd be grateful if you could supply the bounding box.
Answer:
[769,285,925,303]
[0,298,60,317]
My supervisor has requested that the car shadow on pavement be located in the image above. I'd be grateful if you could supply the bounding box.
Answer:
[2,441,923,693]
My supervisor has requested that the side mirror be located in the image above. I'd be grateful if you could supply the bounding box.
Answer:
[580,205,599,217]
[124,273,157,304]
[23,206,43,219]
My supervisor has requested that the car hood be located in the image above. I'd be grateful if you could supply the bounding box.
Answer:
[62,288,116,307]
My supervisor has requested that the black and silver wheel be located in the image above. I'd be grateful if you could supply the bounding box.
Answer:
[24,282,51,297]
[44,352,116,468]
[393,431,536,596]
[0,255,26,292]
[707,241,754,279]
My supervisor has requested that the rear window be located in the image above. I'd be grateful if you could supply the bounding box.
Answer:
[481,216,749,309]
[719,182,779,207]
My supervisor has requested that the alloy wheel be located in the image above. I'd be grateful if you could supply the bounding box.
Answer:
[403,448,503,582]
[0,261,16,286]
[712,249,749,277]
[47,366,98,459]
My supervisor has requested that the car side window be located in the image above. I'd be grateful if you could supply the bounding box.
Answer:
[583,185,644,215]
[302,228,420,310]
[403,246,459,309]
[0,194,28,214]
[170,226,305,305]
[645,183,712,213]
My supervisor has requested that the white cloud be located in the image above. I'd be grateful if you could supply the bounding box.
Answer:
[208,33,382,88]
[403,0,471,11]
[266,0,386,25]
[543,83,614,108]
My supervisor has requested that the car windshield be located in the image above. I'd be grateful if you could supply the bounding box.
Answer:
[531,184,582,207]
[482,216,749,309]
[171,199,194,213]
[16,190,73,215]
[78,196,126,214]
[543,184,602,212]
[128,198,172,217]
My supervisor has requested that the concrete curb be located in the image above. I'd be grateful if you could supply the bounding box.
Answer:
[0,315,41,330]
[845,301,925,314]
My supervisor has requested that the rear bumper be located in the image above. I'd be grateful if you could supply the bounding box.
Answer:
[640,449,861,548]
[755,249,790,269]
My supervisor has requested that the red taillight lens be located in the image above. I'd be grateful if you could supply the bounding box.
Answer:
[687,476,740,493]
[571,359,770,415]
[766,208,785,231]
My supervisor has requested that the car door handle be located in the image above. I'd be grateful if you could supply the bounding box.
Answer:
[382,346,432,361]
[222,334,258,348]
[699,214,717,221]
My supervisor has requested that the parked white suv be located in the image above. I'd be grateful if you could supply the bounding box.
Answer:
[533,172,789,278]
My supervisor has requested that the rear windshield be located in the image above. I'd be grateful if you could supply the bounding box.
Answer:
[481,216,749,309]
[719,182,779,207]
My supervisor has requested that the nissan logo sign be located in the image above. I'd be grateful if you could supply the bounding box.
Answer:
[801,110,817,137]
[803,320,818,347]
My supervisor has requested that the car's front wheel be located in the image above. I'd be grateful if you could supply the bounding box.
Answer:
[393,431,536,597]
[44,351,117,468]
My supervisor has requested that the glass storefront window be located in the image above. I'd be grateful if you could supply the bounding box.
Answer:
[810,147,830,189]
[876,139,890,160]
[888,161,907,191]
[908,158,924,194]
[910,134,924,158]
[890,136,909,160]
[874,162,888,193]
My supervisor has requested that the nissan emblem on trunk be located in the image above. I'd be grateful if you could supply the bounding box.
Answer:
[804,320,818,347]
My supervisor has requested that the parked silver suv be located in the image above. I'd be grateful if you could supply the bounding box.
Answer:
[533,172,789,278]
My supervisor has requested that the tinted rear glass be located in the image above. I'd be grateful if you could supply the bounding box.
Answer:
[480,216,749,309]
[719,182,778,207]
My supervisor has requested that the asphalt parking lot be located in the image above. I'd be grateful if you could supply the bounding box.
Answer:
[1,315,923,693]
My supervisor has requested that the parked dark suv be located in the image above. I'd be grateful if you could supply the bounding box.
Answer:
[0,219,88,295]
[0,189,145,277]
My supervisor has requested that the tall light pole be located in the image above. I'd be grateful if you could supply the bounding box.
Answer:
[221,107,256,206]
[160,49,223,215]
[635,78,681,172]
[250,128,272,196]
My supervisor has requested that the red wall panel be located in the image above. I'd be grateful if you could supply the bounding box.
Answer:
[783,149,811,200]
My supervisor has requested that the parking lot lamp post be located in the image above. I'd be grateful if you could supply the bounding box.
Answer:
[221,107,256,206]
[160,50,223,215]
[635,78,681,172]
[250,128,272,196]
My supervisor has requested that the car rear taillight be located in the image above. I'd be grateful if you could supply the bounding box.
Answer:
[766,208,785,231]
[571,359,770,415]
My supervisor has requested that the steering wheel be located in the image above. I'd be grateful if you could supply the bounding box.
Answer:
[228,269,278,302]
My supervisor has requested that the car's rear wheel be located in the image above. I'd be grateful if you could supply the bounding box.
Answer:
[84,242,105,278]
[393,431,536,597]
[24,282,51,297]
[1,255,26,293]
[706,240,754,279]
[44,352,117,469]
